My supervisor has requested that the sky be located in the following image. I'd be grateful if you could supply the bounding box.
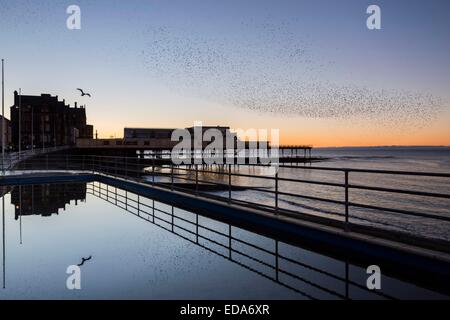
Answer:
[0,0,449,147]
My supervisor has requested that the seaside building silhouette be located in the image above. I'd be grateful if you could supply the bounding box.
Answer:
[0,115,11,150]
[10,91,93,150]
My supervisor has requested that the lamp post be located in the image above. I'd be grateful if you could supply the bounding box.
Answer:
[19,88,21,158]
[1,59,4,174]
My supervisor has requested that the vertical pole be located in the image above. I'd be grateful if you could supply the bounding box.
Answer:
[152,160,155,185]
[18,88,21,159]
[19,185,22,245]
[2,193,5,288]
[31,106,34,153]
[125,157,128,177]
[195,164,199,195]
[345,170,349,230]
[171,164,174,191]
[1,59,4,175]
[275,171,279,214]
[228,163,232,203]
[137,157,140,179]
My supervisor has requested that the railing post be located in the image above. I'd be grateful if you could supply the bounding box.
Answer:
[171,164,174,191]
[195,164,199,195]
[152,161,155,185]
[228,164,232,203]
[275,171,279,214]
[137,157,140,179]
[345,170,349,231]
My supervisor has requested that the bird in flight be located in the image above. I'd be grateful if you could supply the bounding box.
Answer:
[77,88,91,97]
[77,256,92,267]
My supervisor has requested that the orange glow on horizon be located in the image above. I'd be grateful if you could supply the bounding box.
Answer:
[91,108,450,148]
[96,126,450,148]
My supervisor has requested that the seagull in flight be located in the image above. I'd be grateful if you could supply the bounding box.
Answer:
[77,256,92,267]
[77,88,91,97]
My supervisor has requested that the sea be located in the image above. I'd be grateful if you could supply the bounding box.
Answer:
[147,147,450,242]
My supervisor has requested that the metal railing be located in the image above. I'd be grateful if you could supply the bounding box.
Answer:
[0,146,72,171]
[3,154,450,245]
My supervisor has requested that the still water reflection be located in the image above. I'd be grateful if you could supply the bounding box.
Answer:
[0,183,447,300]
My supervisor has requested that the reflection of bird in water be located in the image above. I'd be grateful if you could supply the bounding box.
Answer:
[77,256,92,267]
[76,88,91,97]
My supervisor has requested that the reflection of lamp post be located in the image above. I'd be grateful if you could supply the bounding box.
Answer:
[2,190,5,289]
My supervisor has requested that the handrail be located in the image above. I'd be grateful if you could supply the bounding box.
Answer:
[3,154,450,243]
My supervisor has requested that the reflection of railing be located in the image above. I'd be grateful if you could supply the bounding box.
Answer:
[5,154,450,245]
[86,182,396,300]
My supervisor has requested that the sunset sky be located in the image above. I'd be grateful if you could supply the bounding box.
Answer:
[1,0,449,147]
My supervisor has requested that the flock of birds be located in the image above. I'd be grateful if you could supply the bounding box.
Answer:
[2,2,444,131]
[140,23,444,129]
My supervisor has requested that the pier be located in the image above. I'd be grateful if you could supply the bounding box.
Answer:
[74,138,316,164]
